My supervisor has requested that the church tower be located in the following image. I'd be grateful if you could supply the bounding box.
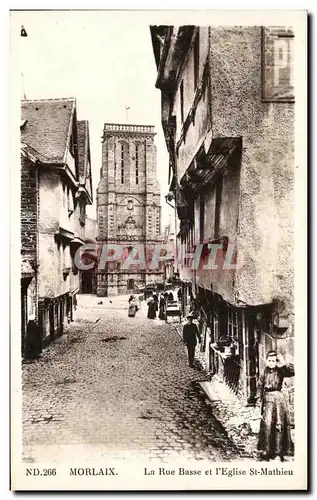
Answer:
[96,123,163,296]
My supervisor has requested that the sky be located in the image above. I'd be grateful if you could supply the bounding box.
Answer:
[14,10,173,225]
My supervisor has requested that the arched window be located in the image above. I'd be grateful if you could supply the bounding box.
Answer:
[121,144,124,184]
[135,144,139,184]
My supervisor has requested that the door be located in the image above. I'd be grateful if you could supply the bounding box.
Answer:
[82,270,93,293]
[21,285,27,356]
[49,304,54,342]
[127,279,135,291]
[59,300,64,335]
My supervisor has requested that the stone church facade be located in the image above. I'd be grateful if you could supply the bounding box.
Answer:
[96,123,163,296]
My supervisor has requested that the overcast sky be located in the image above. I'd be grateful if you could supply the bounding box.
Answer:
[14,10,172,225]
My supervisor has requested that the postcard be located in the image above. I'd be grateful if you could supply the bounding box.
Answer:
[10,8,307,491]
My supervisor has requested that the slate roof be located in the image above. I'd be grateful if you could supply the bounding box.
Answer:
[21,98,76,163]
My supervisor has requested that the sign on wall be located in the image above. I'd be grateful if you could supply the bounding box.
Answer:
[262,26,294,101]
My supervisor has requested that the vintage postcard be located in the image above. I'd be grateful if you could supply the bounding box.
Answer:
[10,9,307,491]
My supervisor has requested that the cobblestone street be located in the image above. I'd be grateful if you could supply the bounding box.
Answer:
[22,294,246,463]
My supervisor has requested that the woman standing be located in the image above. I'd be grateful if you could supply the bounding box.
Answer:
[147,296,157,319]
[128,295,138,317]
[158,294,167,320]
[153,293,159,312]
[257,351,294,461]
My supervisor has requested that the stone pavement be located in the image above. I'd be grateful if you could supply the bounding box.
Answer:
[22,294,248,464]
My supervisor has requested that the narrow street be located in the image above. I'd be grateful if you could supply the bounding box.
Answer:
[22,294,245,463]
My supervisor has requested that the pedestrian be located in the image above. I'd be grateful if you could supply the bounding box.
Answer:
[182,313,201,367]
[147,295,157,319]
[177,287,182,302]
[257,351,294,462]
[128,302,137,317]
[153,293,159,312]
[25,314,42,359]
[158,294,167,320]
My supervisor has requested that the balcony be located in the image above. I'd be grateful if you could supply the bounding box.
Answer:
[103,124,155,134]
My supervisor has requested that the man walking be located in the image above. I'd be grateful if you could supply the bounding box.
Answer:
[183,313,201,367]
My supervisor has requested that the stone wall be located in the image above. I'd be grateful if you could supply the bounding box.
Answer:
[97,125,162,296]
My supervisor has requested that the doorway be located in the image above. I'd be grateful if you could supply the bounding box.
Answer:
[81,270,93,294]
[127,279,135,291]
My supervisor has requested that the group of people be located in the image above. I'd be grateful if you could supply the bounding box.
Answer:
[132,288,295,462]
[147,291,178,320]
[181,319,295,461]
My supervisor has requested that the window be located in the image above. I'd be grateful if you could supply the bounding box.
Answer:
[121,144,124,184]
[194,30,200,89]
[180,81,184,124]
[214,176,223,239]
[262,27,294,101]
[79,201,86,226]
[127,199,133,211]
[135,145,139,184]
[67,186,74,216]
[228,307,238,340]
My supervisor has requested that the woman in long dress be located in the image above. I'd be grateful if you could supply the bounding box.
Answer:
[158,295,167,320]
[257,351,294,461]
[147,296,157,319]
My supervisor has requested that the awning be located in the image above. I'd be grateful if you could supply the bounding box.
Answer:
[70,236,85,247]
[55,227,74,242]
[180,137,242,193]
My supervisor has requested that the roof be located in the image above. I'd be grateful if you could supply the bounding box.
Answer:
[77,120,93,203]
[150,26,196,91]
[21,98,76,163]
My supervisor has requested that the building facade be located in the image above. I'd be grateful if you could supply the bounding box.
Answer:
[81,217,98,294]
[21,98,93,352]
[151,26,295,404]
[96,123,163,296]
[161,214,177,282]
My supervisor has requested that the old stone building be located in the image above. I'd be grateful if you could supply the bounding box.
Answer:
[151,26,295,404]
[161,214,177,282]
[96,123,163,296]
[80,216,98,294]
[20,98,93,353]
